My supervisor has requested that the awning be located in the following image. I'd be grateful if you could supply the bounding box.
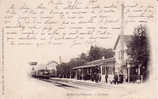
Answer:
[72,57,115,70]
[72,64,97,70]
[86,57,115,65]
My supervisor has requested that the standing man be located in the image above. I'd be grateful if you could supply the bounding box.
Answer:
[114,73,118,84]
[105,74,108,83]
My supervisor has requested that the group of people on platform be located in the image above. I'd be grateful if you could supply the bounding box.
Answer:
[76,67,127,84]
[77,73,125,84]
[105,73,124,84]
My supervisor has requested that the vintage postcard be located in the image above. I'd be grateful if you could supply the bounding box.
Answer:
[0,0,157,99]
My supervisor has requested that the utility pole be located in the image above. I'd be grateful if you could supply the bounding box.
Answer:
[120,3,131,83]
[121,3,124,36]
[59,56,62,64]
[120,3,125,60]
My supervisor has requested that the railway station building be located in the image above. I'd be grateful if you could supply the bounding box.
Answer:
[72,57,115,83]
[73,34,136,83]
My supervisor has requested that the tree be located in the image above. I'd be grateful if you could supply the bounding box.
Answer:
[88,46,114,61]
[88,46,102,61]
[80,53,87,61]
[127,25,150,81]
[100,48,115,59]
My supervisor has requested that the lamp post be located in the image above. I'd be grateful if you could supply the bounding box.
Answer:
[127,58,132,83]
[127,63,130,83]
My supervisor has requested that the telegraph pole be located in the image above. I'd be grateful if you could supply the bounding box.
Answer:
[120,3,130,83]
[120,3,130,82]
[59,56,62,64]
[121,3,124,36]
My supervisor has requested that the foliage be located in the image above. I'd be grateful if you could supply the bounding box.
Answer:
[88,46,115,61]
[127,25,150,81]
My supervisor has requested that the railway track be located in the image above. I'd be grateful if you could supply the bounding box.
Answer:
[40,78,115,90]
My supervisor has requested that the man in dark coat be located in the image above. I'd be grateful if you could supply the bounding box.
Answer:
[114,74,118,84]
[105,74,108,83]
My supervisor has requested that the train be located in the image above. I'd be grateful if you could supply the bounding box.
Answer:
[30,61,58,79]
[31,69,51,79]
[31,69,57,79]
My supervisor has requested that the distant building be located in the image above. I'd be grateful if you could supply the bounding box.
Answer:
[46,60,58,77]
[46,60,58,71]
[31,60,58,73]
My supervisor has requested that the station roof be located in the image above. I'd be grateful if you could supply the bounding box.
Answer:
[72,57,115,70]
[86,57,115,65]
[72,64,97,69]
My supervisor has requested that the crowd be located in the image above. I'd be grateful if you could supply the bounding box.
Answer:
[105,73,124,84]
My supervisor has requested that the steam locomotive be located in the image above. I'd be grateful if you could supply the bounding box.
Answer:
[31,69,51,79]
